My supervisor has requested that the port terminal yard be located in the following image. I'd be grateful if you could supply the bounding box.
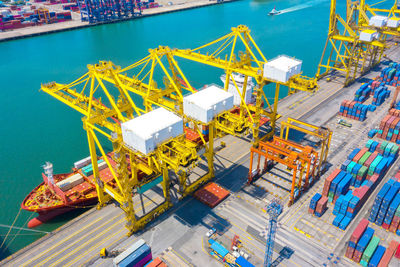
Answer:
[2,35,400,267]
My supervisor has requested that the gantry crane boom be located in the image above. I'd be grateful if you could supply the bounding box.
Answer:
[317,0,400,85]
[41,25,319,234]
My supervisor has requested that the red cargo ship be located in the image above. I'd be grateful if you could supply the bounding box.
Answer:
[21,155,117,228]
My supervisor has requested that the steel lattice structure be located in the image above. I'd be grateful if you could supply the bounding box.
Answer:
[264,199,282,267]
[41,25,317,234]
[317,0,400,86]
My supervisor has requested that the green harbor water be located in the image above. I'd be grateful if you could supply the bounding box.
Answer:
[0,0,392,258]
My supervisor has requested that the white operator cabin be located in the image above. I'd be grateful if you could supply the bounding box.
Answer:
[369,15,388,28]
[183,85,234,124]
[121,107,183,155]
[263,55,302,83]
[388,17,400,28]
[359,29,379,42]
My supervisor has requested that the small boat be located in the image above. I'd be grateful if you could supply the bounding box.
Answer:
[268,6,280,16]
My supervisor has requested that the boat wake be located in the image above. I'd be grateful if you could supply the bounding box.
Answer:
[277,0,328,15]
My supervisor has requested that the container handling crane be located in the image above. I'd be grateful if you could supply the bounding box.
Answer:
[41,25,317,235]
[317,0,400,86]
[264,199,282,267]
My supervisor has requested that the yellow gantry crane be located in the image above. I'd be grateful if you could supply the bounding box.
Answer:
[41,25,317,235]
[317,0,400,85]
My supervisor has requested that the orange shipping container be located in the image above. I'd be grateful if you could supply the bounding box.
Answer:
[145,257,167,267]
[194,182,230,208]
[378,240,399,267]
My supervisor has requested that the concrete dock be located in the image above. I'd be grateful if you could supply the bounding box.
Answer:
[3,45,400,266]
[0,0,234,42]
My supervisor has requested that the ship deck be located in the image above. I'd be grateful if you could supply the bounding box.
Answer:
[3,45,400,267]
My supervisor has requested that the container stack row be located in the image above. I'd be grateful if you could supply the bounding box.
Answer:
[369,177,400,233]
[0,7,72,32]
[308,193,328,217]
[377,113,400,143]
[372,85,391,107]
[354,83,373,103]
[379,62,400,86]
[339,101,371,121]
[354,81,390,107]
[315,140,398,229]
[346,218,399,266]
[81,159,107,177]
[338,75,393,121]
[113,239,153,267]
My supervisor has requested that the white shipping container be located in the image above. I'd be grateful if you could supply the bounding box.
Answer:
[56,173,84,192]
[263,55,302,83]
[183,85,234,124]
[98,160,108,171]
[388,17,400,28]
[369,15,388,27]
[74,156,92,169]
[121,107,183,155]
[359,30,378,42]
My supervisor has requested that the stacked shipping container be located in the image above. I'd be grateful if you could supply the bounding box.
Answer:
[339,101,370,121]
[346,219,399,266]
[0,6,72,31]
[369,178,400,234]
[377,112,400,143]
[379,62,400,86]
[315,139,398,229]
[308,193,327,217]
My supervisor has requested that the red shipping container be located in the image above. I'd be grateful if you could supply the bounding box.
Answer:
[382,222,390,230]
[368,173,379,184]
[395,243,400,259]
[346,246,355,259]
[395,171,400,181]
[350,218,369,244]
[146,257,167,267]
[322,169,341,196]
[365,152,378,168]
[392,117,400,128]
[333,195,338,204]
[379,240,399,267]
[194,182,230,208]
[380,115,392,128]
[387,116,396,128]
[389,217,400,232]
[315,196,328,213]
[308,208,314,214]
[353,250,362,262]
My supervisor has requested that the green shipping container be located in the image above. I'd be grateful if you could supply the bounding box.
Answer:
[386,142,394,153]
[361,236,380,263]
[369,155,383,175]
[359,152,371,165]
[358,166,368,178]
[391,144,399,155]
[381,141,388,151]
[396,205,400,217]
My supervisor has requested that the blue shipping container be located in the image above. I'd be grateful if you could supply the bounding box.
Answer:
[368,245,385,267]
[356,227,375,252]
